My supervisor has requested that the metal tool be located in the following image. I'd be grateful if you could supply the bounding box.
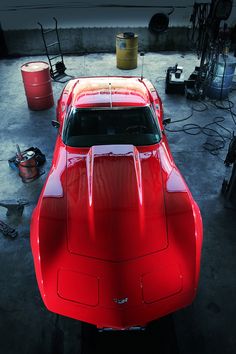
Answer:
[0,199,29,217]
[16,144,23,160]
[0,220,18,238]
[140,52,145,80]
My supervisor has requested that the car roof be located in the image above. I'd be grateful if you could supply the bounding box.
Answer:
[69,77,151,108]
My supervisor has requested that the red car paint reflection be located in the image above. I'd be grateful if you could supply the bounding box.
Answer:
[30,77,203,330]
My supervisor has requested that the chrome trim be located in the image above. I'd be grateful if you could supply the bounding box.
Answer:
[98,326,146,332]
[74,105,150,111]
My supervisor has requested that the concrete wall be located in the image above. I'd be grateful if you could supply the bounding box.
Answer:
[0,0,205,29]
[3,27,191,55]
[1,0,236,55]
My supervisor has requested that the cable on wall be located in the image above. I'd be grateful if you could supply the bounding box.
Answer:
[0,3,192,12]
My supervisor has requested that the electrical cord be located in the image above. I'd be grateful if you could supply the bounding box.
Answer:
[165,100,234,156]
[165,101,207,125]
[209,98,236,126]
[167,7,175,16]
[155,76,166,83]
[2,3,192,11]
[164,51,236,156]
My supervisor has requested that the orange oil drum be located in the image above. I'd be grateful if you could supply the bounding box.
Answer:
[21,61,54,110]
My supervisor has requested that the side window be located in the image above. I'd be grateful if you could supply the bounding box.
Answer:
[150,104,161,130]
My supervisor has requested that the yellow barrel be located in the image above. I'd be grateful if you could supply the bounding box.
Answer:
[116,32,138,70]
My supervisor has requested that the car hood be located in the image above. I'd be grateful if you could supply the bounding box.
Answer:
[66,144,168,261]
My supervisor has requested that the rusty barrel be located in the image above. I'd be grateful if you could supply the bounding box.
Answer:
[116,32,138,70]
[21,61,54,110]
[19,151,39,183]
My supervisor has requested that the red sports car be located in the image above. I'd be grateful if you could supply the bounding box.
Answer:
[31,76,203,330]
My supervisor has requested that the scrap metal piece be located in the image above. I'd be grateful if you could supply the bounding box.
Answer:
[0,220,18,238]
[0,199,29,217]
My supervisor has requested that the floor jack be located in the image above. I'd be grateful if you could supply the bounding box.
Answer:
[38,17,73,83]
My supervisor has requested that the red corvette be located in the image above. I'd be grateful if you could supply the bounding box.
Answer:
[31,76,203,330]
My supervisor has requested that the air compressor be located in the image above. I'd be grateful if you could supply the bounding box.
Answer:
[165,64,185,94]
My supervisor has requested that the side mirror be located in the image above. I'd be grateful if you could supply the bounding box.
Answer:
[163,118,171,126]
[51,120,60,129]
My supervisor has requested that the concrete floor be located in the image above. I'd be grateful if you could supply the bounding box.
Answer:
[0,52,236,354]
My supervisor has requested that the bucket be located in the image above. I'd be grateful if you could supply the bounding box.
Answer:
[116,33,138,70]
[19,151,39,183]
[21,61,54,110]
[206,55,236,99]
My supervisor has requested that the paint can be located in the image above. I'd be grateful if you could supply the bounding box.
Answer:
[21,61,54,110]
[18,151,39,183]
[116,32,138,70]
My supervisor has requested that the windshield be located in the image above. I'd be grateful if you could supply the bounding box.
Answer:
[63,106,161,147]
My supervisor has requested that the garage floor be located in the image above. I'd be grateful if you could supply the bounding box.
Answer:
[0,52,236,354]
